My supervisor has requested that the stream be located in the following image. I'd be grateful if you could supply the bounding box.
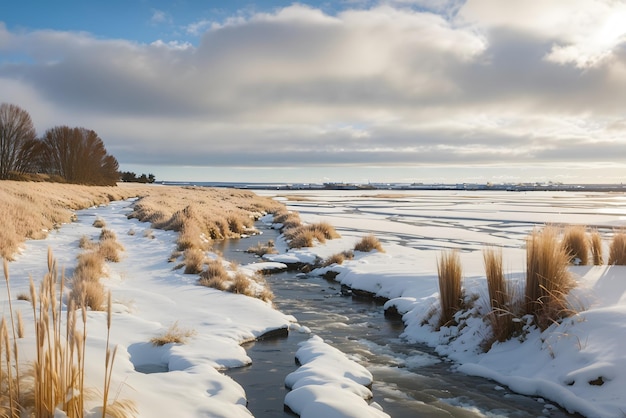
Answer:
[218,223,582,418]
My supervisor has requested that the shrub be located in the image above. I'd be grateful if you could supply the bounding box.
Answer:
[590,229,604,265]
[354,235,384,253]
[525,227,575,330]
[561,225,589,265]
[608,231,626,265]
[437,251,463,328]
[150,322,196,346]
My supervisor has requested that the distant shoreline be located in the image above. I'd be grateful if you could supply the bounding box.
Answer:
[159,181,626,193]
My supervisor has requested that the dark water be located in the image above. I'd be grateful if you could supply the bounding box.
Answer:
[221,224,582,418]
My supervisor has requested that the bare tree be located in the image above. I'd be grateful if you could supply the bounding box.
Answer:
[41,126,120,185]
[0,103,37,179]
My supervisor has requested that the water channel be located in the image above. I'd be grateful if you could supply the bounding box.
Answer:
[217,223,582,418]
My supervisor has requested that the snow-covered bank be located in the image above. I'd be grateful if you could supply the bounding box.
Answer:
[260,190,626,418]
[3,199,294,417]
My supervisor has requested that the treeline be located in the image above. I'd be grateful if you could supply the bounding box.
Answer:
[0,102,119,186]
[120,171,156,183]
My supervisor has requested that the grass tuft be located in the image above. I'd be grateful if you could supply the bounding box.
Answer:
[150,322,196,346]
[608,230,626,265]
[323,250,354,266]
[483,248,520,346]
[437,251,463,328]
[561,225,589,265]
[183,249,205,274]
[589,229,604,265]
[354,235,384,253]
[246,240,277,257]
[92,218,106,228]
[525,226,575,330]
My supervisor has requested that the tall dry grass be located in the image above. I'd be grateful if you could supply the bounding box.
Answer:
[0,181,149,260]
[437,251,463,328]
[525,226,575,330]
[609,231,626,265]
[561,225,589,265]
[1,249,135,417]
[483,248,520,345]
[71,226,125,311]
[589,229,604,265]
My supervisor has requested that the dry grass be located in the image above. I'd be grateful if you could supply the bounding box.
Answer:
[0,181,150,260]
[354,235,384,253]
[323,250,355,266]
[284,222,341,249]
[71,227,125,311]
[150,322,196,346]
[561,225,589,265]
[437,251,463,328]
[483,248,520,345]
[92,218,106,228]
[1,250,133,417]
[246,240,277,257]
[183,249,206,274]
[198,259,230,290]
[79,235,97,250]
[230,272,254,297]
[609,231,626,265]
[590,229,604,265]
[273,210,302,230]
[525,226,575,330]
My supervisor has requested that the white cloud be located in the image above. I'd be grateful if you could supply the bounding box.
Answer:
[0,3,625,182]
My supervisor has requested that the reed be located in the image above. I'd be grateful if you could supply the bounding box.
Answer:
[1,250,133,417]
[525,227,575,330]
[589,229,604,265]
[561,225,589,265]
[483,248,520,345]
[437,251,463,328]
[608,231,626,265]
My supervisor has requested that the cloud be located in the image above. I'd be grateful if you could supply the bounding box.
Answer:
[150,9,171,25]
[0,3,625,182]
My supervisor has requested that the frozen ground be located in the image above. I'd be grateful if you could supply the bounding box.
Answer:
[258,189,626,418]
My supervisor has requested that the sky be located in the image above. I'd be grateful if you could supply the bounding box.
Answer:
[1,0,626,184]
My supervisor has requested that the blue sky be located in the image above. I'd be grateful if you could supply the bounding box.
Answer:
[2,1,626,184]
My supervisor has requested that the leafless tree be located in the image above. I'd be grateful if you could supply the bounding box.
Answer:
[41,126,119,185]
[0,103,37,179]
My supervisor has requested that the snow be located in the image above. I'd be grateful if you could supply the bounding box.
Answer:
[4,189,626,418]
[255,190,626,418]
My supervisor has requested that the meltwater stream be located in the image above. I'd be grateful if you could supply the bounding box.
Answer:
[218,225,581,418]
